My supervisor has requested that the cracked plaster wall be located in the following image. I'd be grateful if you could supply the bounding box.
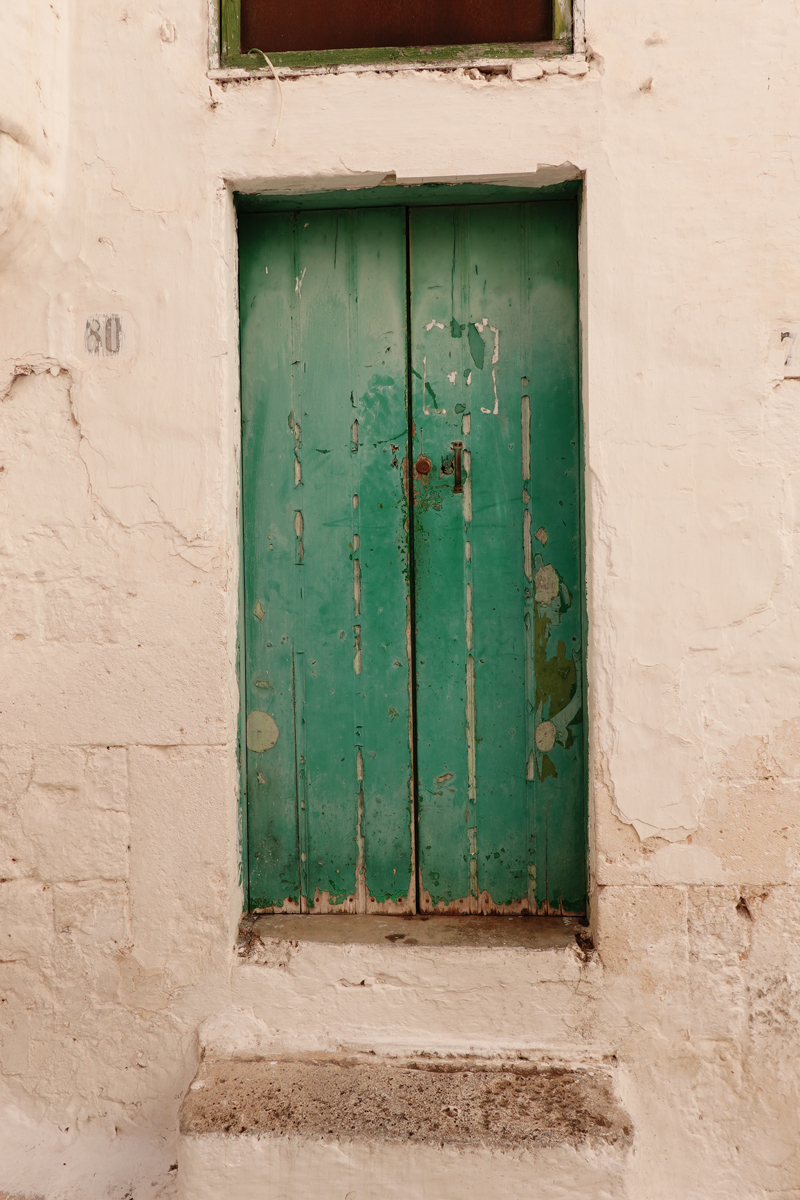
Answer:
[2,0,800,1196]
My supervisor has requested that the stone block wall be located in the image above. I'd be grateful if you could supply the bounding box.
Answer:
[2,0,800,1194]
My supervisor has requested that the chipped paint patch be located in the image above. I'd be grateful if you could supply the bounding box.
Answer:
[483,325,501,415]
[535,526,548,546]
[466,582,474,650]
[419,886,537,915]
[523,511,533,582]
[246,711,279,753]
[462,476,472,523]
[353,558,361,616]
[252,599,265,621]
[468,825,479,909]
[421,355,447,417]
[527,863,537,911]
[535,720,557,753]
[355,746,367,913]
[466,655,477,803]
[534,562,559,604]
[467,322,486,370]
[521,396,531,480]
[530,552,580,786]
[290,879,416,915]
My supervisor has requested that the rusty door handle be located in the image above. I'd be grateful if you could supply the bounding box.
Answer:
[451,441,463,493]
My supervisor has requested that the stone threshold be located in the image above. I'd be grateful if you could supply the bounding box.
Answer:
[240,912,589,952]
[180,1052,632,1151]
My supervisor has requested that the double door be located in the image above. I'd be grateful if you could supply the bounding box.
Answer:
[239,200,584,915]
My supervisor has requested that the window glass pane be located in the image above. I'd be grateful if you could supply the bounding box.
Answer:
[241,0,553,55]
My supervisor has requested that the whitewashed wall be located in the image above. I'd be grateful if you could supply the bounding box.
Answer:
[2,0,800,1195]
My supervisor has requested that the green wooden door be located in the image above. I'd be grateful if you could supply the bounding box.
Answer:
[240,199,584,915]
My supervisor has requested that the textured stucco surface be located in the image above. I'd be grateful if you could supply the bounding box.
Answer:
[177,1052,633,1200]
[179,1053,632,1148]
[2,0,800,1195]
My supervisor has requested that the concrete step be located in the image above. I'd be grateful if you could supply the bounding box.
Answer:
[206,915,607,1060]
[178,1052,633,1200]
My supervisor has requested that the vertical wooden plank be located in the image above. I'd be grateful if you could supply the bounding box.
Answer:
[292,211,358,909]
[240,212,303,910]
[523,201,584,914]
[240,208,412,912]
[297,209,412,911]
[411,205,530,912]
[408,207,471,910]
[463,204,529,911]
[411,201,584,914]
[352,211,416,908]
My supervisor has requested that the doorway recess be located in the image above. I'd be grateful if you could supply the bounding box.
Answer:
[237,183,585,916]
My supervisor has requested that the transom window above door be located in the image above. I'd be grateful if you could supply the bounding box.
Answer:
[239,194,585,916]
[220,0,574,69]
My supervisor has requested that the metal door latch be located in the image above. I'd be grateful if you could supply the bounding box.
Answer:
[414,453,433,480]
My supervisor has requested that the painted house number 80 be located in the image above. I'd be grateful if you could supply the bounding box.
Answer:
[84,314,123,356]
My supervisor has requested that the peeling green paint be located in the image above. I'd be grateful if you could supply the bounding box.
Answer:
[240,196,584,916]
[531,551,581,786]
[240,208,413,912]
[412,201,584,914]
[467,323,486,370]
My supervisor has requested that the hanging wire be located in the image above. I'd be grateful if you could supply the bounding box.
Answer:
[249,49,285,147]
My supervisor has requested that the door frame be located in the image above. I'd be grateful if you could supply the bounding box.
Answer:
[234,178,587,915]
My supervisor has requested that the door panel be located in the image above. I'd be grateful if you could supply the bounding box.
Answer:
[240,209,414,912]
[240,199,584,917]
[410,202,584,914]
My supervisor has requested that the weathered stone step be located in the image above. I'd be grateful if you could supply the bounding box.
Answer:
[178,1053,633,1200]
[211,914,605,1061]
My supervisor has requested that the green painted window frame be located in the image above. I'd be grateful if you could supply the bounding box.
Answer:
[220,0,573,70]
